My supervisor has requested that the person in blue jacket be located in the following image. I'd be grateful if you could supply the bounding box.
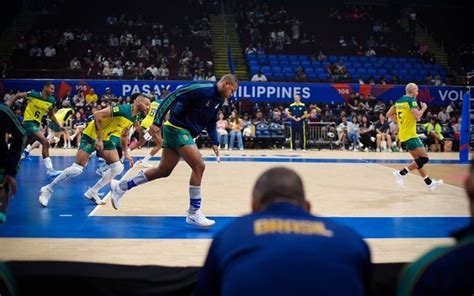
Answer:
[195,166,372,295]
[110,74,238,228]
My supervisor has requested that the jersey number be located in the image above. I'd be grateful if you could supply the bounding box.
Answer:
[396,112,403,124]
[34,111,41,118]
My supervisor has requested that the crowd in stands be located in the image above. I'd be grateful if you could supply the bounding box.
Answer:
[237,1,449,85]
[2,84,462,152]
[7,0,217,81]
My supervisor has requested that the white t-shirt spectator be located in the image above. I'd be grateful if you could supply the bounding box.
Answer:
[157,65,169,78]
[44,46,56,57]
[111,66,123,77]
[251,73,268,82]
[146,65,159,78]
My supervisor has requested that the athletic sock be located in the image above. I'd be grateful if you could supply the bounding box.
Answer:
[43,157,54,171]
[188,185,202,214]
[120,171,148,191]
[424,176,433,185]
[399,167,409,176]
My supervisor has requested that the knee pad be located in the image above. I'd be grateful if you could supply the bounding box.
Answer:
[109,161,124,177]
[415,156,429,169]
[65,163,83,177]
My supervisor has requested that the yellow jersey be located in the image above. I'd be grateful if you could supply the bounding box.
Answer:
[48,108,74,132]
[140,101,160,129]
[394,95,419,142]
[83,104,142,141]
[23,91,56,123]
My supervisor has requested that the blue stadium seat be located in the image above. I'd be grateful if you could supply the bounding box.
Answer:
[353,62,362,68]
[289,55,299,61]
[301,60,311,67]
[272,66,282,73]
[311,60,322,67]
[328,56,338,62]
[318,73,329,80]
[305,67,314,74]
[357,68,367,75]
[363,62,372,69]
[308,73,318,80]
[273,72,284,80]
[278,55,289,62]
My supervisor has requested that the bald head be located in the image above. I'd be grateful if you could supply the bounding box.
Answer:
[217,74,239,98]
[252,167,308,212]
[405,83,419,97]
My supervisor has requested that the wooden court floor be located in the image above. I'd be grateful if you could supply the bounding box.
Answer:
[0,148,470,266]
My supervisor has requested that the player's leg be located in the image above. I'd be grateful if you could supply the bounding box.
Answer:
[31,129,62,177]
[140,134,163,168]
[38,136,92,207]
[110,147,180,210]
[178,144,215,227]
[393,138,443,190]
[85,145,123,205]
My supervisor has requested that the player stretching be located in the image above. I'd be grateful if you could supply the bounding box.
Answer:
[387,83,443,191]
[38,94,150,207]
[8,82,64,177]
[110,74,238,228]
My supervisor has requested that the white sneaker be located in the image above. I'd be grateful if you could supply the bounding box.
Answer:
[140,160,153,168]
[39,185,53,207]
[186,210,215,228]
[84,188,105,205]
[364,147,369,152]
[428,179,443,192]
[47,170,62,178]
[110,180,125,210]
[393,171,404,188]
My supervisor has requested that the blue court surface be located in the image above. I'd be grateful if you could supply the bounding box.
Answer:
[0,155,470,240]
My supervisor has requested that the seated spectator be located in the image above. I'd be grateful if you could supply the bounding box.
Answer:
[307,108,321,123]
[269,108,284,125]
[69,57,81,70]
[335,115,348,148]
[242,113,255,137]
[295,66,308,81]
[398,159,474,296]
[437,107,448,123]
[389,119,402,152]
[359,114,375,151]
[374,113,392,152]
[228,110,244,150]
[423,116,444,152]
[196,167,371,296]
[62,90,73,107]
[44,44,56,57]
[365,47,376,57]
[73,90,85,108]
[347,116,362,151]
[29,45,43,57]
[145,64,159,80]
[85,88,98,105]
[216,111,229,150]
[252,109,267,126]
[245,44,257,55]
[251,70,267,82]
[317,50,327,61]
[205,71,216,81]
[111,64,124,78]
[157,63,170,80]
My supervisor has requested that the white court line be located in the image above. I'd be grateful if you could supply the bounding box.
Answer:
[88,165,135,217]
[373,161,466,192]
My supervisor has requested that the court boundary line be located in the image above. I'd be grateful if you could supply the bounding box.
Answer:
[88,165,134,217]
[373,162,466,192]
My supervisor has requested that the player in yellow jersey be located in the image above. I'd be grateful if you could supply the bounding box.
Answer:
[8,82,64,177]
[23,107,75,155]
[386,83,443,191]
[130,99,163,167]
[38,94,150,207]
